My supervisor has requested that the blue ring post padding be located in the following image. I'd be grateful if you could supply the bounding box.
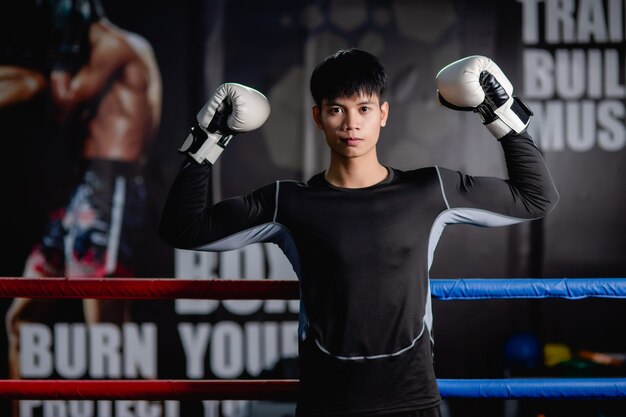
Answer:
[437,378,626,399]
[431,278,626,300]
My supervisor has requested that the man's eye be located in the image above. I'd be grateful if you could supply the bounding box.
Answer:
[361,106,370,112]
[330,107,342,114]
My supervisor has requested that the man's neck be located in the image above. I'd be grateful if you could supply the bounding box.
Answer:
[324,154,388,189]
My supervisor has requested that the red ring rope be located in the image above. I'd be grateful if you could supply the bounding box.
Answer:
[0,380,299,400]
[0,278,299,300]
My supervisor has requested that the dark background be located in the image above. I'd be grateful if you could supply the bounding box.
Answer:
[1,1,625,416]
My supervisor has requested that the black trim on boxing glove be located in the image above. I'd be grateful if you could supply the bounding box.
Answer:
[178,125,208,155]
[509,96,534,123]
[207,101,235,135]
[475,71,508,124]
[476,71,533,131]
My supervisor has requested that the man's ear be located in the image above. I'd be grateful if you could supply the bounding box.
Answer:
[312,105,323,129]
[380,101,389,127]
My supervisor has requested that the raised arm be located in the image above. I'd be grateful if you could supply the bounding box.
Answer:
[437,131,558,222]
[158,161,276,249]
[158,83,272,249]
[435,55,558,223]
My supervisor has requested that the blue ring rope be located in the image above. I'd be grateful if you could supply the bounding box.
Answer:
[431,278,626,300]
[438,378,626,398]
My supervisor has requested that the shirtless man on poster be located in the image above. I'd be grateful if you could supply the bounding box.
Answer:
[4,1,161,386]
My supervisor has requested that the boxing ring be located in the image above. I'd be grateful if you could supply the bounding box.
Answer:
[1,277,625,401]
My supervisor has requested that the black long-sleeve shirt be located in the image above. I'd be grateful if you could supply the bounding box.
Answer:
[159,132,558,416]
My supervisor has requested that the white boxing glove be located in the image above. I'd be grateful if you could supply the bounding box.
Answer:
[179,83,271,164]
[436,55,532,139]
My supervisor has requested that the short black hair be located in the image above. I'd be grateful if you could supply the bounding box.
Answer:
[310,48,387,107]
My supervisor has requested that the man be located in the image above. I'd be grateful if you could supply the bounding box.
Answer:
[159,49,558,417]
[5,0,161,384]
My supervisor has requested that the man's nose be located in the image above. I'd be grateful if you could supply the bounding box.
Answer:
[343,110,360,130]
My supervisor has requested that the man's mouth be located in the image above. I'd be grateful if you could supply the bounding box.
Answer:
[341,137,363,146]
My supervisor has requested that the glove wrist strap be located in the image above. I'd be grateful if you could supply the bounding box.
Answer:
[178,124,233,165]
[486,97,533,139]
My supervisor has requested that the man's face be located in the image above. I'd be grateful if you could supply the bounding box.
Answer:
[313,92,389,160]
